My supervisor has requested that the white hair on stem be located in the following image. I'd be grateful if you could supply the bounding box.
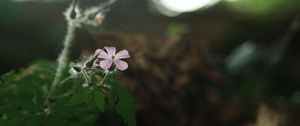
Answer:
[46,0,118,107]
[50,21,76,96]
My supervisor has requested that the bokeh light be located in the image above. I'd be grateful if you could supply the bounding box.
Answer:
[151,0,220,16]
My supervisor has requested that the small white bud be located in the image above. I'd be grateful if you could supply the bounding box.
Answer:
[81,7,105,26]
[64,4,82,22]
[69,62,84,77]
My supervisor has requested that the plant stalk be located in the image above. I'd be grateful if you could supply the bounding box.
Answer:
[48,21,76,102]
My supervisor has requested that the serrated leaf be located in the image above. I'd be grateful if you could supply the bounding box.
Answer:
[0,60,136,125]
[0,60,56,123]
[68,88,87,106]
[94,89,105,112]
[68,86,96,107]
[110,80,136,126]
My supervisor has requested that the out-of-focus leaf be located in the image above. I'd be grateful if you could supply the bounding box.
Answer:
[0,60,55,124]
[225,0,300,19]
[0,119,11,126]
[94,89,105,112]
[166,23,188,38]
[110,80,136,126]
[68,87,94,106]
[46,117,85,126]
[0,60,136,125]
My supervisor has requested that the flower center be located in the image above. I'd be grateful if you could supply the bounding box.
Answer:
[111,55,115,60]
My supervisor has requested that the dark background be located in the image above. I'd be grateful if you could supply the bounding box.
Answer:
[1,0,300,125]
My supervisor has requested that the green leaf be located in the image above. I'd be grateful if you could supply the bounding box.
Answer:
[21,116,43,126]
[94,89,105,112]
[0,60,137,125]
[110,80,136,126]
[46,117,83,126]
[68,87,89,106]
[0,119,11,126]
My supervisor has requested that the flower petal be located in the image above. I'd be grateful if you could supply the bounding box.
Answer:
[104,47,116,56]
[97,50,110,59]
[114,60,128,71]
[115,50,130,60]
[99,59,113,70]
[94,49,102,55]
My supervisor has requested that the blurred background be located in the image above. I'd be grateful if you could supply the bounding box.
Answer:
[1,0,300,125]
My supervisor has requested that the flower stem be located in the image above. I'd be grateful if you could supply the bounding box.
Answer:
[99,71,110,86]
[47,21,76,104]
[82,69,91,84]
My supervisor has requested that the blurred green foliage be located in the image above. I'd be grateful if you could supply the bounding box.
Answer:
[225,0,300,19]
[166,23,188,38]
[0,60,136,126]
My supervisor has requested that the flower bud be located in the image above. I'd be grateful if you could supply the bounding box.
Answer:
[69,62,84,76]
[72,66,82,72]
[85,55,98,68]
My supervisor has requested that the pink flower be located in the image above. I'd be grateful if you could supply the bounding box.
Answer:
[95,47,130,71]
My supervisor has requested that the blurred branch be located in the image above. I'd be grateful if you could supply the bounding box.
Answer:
[270,8,300,65]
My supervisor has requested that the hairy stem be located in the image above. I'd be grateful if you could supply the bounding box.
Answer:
[44,0,117,113]
[48,21,76,102]
[82,69,91,83]
[99,71,110,85]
